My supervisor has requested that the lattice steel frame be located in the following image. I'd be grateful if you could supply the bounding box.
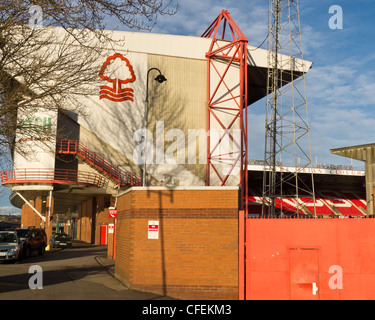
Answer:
[262,0,316,217]
[201,10,248,211]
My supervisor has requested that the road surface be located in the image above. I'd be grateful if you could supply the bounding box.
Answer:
[0,241,170,300]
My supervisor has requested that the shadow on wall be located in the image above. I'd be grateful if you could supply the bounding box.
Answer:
[146,187,174,297]
[74,55,206,187]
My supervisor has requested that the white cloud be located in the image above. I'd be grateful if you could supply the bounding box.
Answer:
[153,0,268,45]
[300,45,375,166]
[306,63,375,107]
[0,206,21,215]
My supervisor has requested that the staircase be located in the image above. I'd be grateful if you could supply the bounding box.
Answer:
[57,140,142,187]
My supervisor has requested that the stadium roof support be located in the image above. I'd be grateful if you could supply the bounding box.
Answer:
[331,143,375,215]
[201,10,248,213]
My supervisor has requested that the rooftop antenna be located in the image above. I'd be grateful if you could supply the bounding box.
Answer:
[262,0,316,217]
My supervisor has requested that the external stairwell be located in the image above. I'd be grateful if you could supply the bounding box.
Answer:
[57,140,142,187]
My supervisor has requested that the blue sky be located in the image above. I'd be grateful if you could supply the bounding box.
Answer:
[1,0,374,214]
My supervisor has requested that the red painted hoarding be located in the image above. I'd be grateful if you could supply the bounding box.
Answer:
[241,218,375,300]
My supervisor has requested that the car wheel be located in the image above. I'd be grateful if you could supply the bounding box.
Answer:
[24,246,30,259]
[38,244,45,256]
[16,251,23,263]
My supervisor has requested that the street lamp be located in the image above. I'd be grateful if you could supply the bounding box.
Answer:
[143,68,167,187]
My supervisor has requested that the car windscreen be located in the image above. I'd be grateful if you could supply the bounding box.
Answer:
[55,234,70,240]
[16,229,31,238]
[0,233,17,243]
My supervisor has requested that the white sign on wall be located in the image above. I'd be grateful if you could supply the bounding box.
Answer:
[108,223,114,234]
[148,220,159,240]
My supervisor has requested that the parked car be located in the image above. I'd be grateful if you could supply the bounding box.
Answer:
[16,227,47,257]
[0,231,23,262]
[49,233,72,249]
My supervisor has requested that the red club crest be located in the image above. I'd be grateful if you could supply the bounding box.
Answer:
[99,53,136,102]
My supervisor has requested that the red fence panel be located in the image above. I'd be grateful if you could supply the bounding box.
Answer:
[243,218,375,300]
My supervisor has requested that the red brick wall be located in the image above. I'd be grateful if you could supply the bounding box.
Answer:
[114,187,240,300]
[78,198,93,243]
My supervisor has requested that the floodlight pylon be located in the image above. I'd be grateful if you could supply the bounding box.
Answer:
[262,0,316,217]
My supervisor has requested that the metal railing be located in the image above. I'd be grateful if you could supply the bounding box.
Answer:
[0,168,107,188]
[58,140,142,186]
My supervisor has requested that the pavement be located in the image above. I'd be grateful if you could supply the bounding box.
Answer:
[68,240,176,299]
[95,254,116,278]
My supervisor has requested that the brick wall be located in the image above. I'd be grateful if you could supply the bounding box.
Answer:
[78,198,93,243]
[114,187,240,300]
[21,198,43,228]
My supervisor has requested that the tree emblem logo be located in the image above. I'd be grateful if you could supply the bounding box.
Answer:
[98,53,136,102]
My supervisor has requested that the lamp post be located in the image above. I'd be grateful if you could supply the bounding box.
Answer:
[143,68,167,187]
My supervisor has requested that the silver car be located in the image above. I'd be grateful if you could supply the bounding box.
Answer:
[0,231,23,262]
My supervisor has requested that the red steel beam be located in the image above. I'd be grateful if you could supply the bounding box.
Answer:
[201,10,248,206]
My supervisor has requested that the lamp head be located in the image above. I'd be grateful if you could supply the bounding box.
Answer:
[155,74,167,83]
